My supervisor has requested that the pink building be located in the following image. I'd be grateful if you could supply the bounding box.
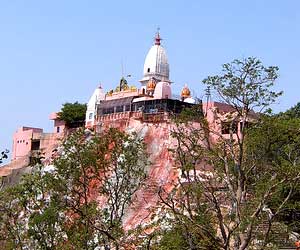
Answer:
[12,127,43,160]
[49,112,66,134]
[11,113,65,162]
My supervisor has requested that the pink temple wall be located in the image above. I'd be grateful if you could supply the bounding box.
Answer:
[49,112,66,133]
[12,113,65,161]
[12,127,43,160]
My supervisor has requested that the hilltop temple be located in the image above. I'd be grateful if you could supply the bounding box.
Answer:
[84,31,196,131]
[0,33,247,228]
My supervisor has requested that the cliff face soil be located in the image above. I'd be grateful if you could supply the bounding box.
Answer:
[104,118,179,230]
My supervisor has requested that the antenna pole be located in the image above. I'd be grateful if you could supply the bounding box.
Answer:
[205,86,211,116]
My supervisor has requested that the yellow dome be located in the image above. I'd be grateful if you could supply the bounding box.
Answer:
[147,78,156,91]
[181,85,191,98]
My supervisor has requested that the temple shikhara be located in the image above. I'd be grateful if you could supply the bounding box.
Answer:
[0,31,247,229]
[85,31,195,132]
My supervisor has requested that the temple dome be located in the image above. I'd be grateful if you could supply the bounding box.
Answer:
[153,81,172,99]
[181,85,191,98]
[140,31,170,85]
[143,46,169,79]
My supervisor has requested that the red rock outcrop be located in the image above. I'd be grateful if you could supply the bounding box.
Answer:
[98,117,179,231]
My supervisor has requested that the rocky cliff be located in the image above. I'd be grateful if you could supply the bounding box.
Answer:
[121,119,178,230]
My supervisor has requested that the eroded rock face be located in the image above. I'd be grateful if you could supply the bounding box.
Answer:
[65,118,179,236]
[123,119,178,230]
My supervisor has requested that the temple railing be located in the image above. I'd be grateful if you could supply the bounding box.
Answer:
[97,111,170,124]
[142,112,169,122]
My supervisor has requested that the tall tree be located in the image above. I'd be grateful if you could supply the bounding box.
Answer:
[155,57,299,250]
[50,128,148,250]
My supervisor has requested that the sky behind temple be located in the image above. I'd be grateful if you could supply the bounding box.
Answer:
[1,0,300,162]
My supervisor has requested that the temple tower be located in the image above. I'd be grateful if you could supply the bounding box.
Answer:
[139,31,170,88]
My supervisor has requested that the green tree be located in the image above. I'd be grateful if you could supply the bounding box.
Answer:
[0,128,148,250]
[278,102,300,119]
[0,186,28,250]
[0,149,8,164]
[50,128,148,250]
[0,160,67,249]
[275,102,300,234]
[156,57,299,250]
[58,102,87,127]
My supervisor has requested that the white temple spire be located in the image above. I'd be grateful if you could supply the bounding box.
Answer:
[139,30,170,86]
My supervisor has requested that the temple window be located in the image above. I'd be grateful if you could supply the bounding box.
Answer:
[125,105,130,112]
[31,140,40,150]
[116,106,123,113]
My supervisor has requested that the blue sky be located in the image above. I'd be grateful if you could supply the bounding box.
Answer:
[0,0,300,162]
